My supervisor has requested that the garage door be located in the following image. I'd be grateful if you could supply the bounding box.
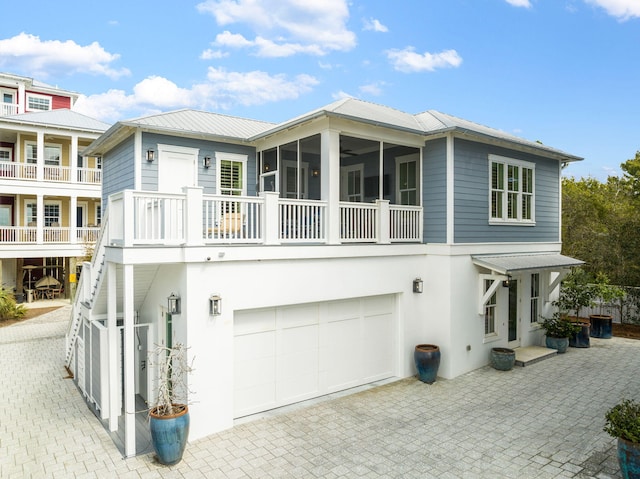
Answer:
[234,294,396,418]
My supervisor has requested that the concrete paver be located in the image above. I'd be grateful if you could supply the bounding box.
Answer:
[1,305,639,478]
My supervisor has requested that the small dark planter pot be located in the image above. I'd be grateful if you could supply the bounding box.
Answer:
[545,336,569,354]
[617,437,640,479]
[149,405,190,466]
[590,314,613,339]
[569,320,591,348]
[490,347,516,371]
[414,344,440,384]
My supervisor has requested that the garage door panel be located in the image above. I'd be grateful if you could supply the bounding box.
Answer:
[234,308,276,335]
[235,330,276,361]
[327,298,360,320]
[325,317,361,390]
[234,382,276,417]
[279,304,319,328]
[364,295,394,315]
[363,313,394,380]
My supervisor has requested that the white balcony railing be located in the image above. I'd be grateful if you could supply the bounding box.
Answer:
[0,225,100,245]
[0,161,101,184]
[1,103,18,116]
[108,189,423,247]
[0,161,37,180]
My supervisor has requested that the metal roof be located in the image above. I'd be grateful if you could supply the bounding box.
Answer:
[122,109,275,139]
[2,109,109,132]
[415,110,582,162]
[472,253,584,275]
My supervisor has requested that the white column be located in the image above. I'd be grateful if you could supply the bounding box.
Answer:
[321,129,341,245]
[183,186,204,246]
[376,199,390,244]
[262,191,280,245]
[36,194,44,244]
[107,262,118,431]
[123,263,136,457]
[70,196,77,244]
[36,131,44,182]
[70,135,78,184]
[446,134,455,245]
[17,83,25,114]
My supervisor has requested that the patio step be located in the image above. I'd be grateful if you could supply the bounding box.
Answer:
[515,346,557,367]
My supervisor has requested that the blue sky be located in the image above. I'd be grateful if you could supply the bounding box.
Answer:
[0,0,639,180]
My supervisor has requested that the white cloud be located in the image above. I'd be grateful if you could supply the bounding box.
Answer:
[332,90,354,100]
[386,47,463,73]
[197,0,356,56]
[0,33,130,80]
[200,49,229,60]
[584,0,640,20]
[505,0,532,7]
[73,68,319,122]
[363,18,389,32]
[359,82,385,96]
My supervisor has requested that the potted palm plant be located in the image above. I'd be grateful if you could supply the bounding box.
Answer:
[604,399,640,479]
[149,342,193,466]
[540,315,581,354]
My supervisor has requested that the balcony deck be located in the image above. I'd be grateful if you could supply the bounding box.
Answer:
[109,189,423,247]
[0,161,101,185]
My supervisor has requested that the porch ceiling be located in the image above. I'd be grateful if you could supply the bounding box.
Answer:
[472,253,584,275]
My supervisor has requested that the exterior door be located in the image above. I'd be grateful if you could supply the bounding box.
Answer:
[340,165,364,202]
[508,280,520,348]
[158,145,198,194]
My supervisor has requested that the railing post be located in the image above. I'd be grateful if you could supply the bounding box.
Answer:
[123,191,134,247]
[376,199,391,244]
[183,186,204,246]
[262,192,281,245]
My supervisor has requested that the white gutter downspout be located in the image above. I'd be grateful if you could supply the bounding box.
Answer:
[446,134,455,244]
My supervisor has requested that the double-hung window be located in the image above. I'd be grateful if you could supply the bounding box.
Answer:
[484,279,497,336]
[217,154,247,197]
[530,273,540,324]
[490,155,534,224]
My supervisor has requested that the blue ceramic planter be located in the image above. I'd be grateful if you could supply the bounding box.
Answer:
[590,315,613,339]
[149,405,190,465]
[569,320,590,348]
[414,344,440,384]
[617,437,640,479]
[490,347,515,371]
[545,336,569,354]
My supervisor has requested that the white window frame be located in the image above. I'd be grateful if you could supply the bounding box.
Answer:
[282,159,309,199]
[396,153,419,206]
[25,141,62,165]
[489,154,535,225]
[530,273,541,325]
[0,146,11,162]
[216,153,247,196]
[340,164,365,202]
[23,199,62,226]
[26,93,52,112]
[484,279,498,338]
[95,204,102,225]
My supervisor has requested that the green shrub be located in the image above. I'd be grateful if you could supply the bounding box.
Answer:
[0,289,27,321]
[604,399,640,443]
[540,315,582,338]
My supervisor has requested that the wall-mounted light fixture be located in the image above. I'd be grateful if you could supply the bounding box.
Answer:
[413,278,424,294]
[209,294,222,316]
[146,148,155,162]
[502,278,512,288]
[167,292,181,315]
[312,168,320,177]
[264,162,271,172]
[203,156,212,169]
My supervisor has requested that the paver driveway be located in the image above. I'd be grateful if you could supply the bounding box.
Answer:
[1,304,638,478]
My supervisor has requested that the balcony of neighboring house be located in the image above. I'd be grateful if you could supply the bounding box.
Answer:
[108,189,423,247]
[1,102,19,116]
[0,160,102,185]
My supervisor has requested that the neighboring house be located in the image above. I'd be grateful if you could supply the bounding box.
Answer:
[68,99,583,457]
[0,72,109,300]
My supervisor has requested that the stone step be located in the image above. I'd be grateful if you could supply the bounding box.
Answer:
[515,346,557,367]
